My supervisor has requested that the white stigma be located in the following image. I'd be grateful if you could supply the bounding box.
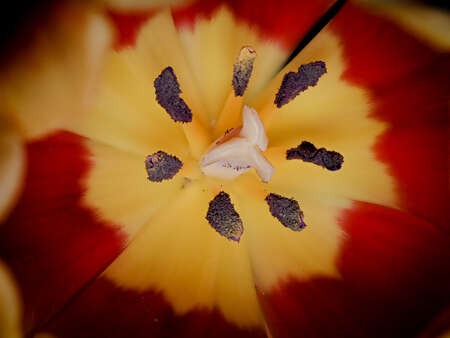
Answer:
[200,105,274,183]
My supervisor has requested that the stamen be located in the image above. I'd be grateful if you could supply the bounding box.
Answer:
[286,141,343,171]
[206,191,243,242]
[274,61,327,108]
[145,151,183,182]
[154,66,192,123]
[265,193,306,231]
[232,46,256,96]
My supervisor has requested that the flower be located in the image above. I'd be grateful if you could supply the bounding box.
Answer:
[0,1,449,337]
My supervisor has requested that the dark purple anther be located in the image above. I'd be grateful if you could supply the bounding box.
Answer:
[154,66,192,123]
[286,141,343,171]
[274,61,327,108]
[145,151,183,182]
[265,193,306,231]
[206,191,243,242]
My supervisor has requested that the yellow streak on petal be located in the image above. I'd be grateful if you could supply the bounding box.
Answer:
[233,175,346,291]
[356,0,450,51]
[0,261,22,338]
[69,10,211,156]
[83,139,200,237]
[132,9,211,158]
[104,179,264,329]
[0,118,25,223]
[0,4,113,140]
[251,29,398,209]
[177,7,287,124]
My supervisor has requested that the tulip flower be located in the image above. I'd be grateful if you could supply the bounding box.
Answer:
[0,1,448,338]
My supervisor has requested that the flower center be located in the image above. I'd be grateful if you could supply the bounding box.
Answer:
[200,105,274,183]
[146,46,344,242]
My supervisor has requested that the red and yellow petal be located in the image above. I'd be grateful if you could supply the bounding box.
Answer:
[1,1,448,337]
[173,0,337,50]
[172,0,337,121]
[253,0,448,229]
[356,0,450,51]
[106,0,337,125]
[38,179,266,338]
[0,132,127,333]
[42,277,265,338]
[252,14,397,211]
[259,202,450,338]
[69,9,210,156]
[328,2,449,230]
[250,2,450,337]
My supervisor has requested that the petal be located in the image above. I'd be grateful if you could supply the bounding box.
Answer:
[0,260,22,338]
[252,17,398,209]
[108,10,156,50]
[0,116,25,223]
[0,3,113,140]
[253,0,449,229]
[173,0,337,49]
[68,9,209,155]
[41,180,266,337]
[83,139,198,237]
[357,0,450,51]
[172,0,337,122]
[258,202,450,338]
[233,175,345,290]
[328,1,449,229]
[0,132,127,333]
[43,278,265,338]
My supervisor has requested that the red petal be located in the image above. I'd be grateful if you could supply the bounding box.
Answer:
[41,277,266,338]
[108,0,337,52]
[108,10,156,50]
[328,2,449,230]
[0,132,127,333]
[260,201,450,338]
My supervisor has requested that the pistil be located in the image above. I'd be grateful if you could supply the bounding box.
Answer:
[201,105,274,183]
